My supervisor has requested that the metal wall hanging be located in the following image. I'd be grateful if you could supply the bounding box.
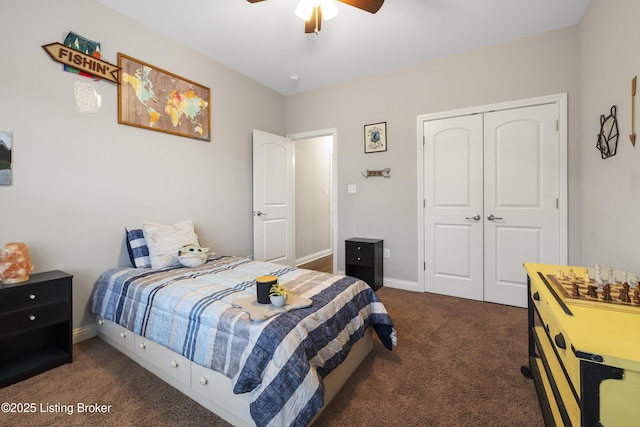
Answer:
[596,105,619,159]
[630,75,637,147]
[362,168,390,178]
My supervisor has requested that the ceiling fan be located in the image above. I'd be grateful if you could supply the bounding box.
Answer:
[247,0,384,34]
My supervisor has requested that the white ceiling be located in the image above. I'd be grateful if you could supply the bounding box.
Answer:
[97,0,591,96]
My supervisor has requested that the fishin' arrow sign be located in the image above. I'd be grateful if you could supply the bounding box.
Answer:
[42,42,120,83]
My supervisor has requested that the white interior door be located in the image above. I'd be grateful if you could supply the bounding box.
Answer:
[423,115,484,301]
[252,130,295,265]
[483,104,559,307]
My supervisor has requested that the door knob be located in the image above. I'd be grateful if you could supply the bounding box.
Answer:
[465,215,481,221]
[255,211,267,216]
[487,214,503,221]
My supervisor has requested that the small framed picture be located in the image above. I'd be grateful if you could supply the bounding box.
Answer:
[364,122,387,153]
[0,130,12,186]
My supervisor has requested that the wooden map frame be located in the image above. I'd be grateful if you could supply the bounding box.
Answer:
[118,53,210,141]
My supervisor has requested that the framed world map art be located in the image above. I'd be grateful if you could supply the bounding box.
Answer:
[118,53,210,141]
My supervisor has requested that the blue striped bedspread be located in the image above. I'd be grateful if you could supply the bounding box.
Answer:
[90,254,396,427]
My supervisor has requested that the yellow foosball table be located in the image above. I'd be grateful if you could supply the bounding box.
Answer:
[522,263,640,426]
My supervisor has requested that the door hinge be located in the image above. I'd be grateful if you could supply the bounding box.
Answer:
[423,261,426,270]
[556,120,559,131]
[556,198,559,209]
[423,135,426,146]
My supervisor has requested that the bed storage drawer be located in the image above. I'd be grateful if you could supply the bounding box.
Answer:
[134,335,190,387]
[96,316,135,353]
[190,362,252,423]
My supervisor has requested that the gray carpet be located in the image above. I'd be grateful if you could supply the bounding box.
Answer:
[0,287,543,426]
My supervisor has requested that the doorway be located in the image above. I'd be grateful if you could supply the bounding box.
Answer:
[417,94,568,308]
[290,129,337,273]
[252,129,337,273]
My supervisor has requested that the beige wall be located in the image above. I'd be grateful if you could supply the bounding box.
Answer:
[5,0,637,334]
[0,0,284,330]
[579,0,640,271]
[285,26,583,284]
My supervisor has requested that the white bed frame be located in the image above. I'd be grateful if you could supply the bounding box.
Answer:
[96,316,372,426]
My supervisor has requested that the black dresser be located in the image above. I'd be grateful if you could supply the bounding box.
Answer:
[0,270,73,387]
[345,238,383,291]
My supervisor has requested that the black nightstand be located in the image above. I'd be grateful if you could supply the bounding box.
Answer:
[345,238,383,291]
[0,270,73,388]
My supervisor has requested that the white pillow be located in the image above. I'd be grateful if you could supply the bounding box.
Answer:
[142,220,199,269]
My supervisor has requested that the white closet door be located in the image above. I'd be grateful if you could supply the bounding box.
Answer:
[423,103,559,307]
[483,104,559,307]
[423,115,484,301]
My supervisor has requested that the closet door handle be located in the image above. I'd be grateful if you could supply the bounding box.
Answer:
[487,214,503,221]
[465,215,481,221]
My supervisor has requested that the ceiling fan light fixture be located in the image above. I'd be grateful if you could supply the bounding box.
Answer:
[295,0,315,21]
[295,0,339,21]
[319,0,339,20]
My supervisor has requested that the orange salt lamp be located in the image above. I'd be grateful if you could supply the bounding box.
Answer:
[0,242,34,284]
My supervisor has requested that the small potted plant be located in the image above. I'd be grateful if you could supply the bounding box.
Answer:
[269,283,288,307]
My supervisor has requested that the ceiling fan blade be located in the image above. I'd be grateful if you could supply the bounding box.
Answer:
[338,0,384,14]
[305,6,322,34]
[246,0,267,3]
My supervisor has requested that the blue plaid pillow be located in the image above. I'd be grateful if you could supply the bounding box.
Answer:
[125,227,151,268]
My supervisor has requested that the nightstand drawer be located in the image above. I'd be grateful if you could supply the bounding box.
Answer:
[346,242,376,265]
[0,301,70,337]
[345,250,375,266]
[0,280,69,313]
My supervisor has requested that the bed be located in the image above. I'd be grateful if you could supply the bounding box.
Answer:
[90,251,396,427]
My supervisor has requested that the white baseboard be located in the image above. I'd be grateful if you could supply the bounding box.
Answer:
[296,249,332,266]
[382,277,420,292]
[336,271,420,292]
[73,323,98,343]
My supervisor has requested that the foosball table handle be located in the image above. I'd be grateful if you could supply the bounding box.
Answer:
[554,332,566,350]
